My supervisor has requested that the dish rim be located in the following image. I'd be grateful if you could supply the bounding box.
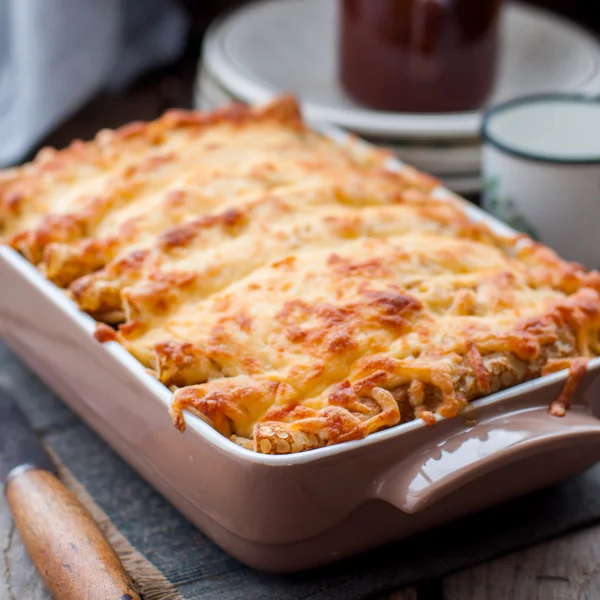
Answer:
[3,125,599,467]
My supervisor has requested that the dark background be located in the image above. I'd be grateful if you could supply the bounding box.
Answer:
[178,0,600,56]
[39,0,600,153]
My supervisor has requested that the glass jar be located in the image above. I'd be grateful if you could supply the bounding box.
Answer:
[340,0,503,113]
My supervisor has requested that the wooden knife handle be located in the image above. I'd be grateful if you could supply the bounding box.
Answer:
[5,468,140,600]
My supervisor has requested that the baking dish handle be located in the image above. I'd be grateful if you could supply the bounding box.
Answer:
[375,408,600,514]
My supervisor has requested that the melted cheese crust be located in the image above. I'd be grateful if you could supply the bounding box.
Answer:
[2,96,600,454]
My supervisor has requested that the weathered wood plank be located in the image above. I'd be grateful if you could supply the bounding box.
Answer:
[2,484,421,600]
[444,523,600,600]
[0,497,50,600]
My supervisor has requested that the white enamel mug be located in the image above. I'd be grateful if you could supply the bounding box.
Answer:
[482,95,600,268]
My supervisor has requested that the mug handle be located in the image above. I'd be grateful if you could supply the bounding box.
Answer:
[375,407,600,514]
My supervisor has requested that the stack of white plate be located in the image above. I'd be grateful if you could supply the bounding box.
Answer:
[195,0,600,194]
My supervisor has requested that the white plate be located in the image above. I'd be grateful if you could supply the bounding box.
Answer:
[203,0,600,139]
[372,138,482,176]
[195,66,235,110]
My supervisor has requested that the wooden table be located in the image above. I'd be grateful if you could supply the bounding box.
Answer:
[4,482,600,599]
[3,2,600,598]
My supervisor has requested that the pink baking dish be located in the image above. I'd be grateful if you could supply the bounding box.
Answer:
[2,141,600,573]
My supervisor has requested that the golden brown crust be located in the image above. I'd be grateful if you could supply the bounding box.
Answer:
[2,95,599,454]
[2,94,430,275]
[548,357,589,417]
[93,323,119,343]
[69,180,448,321]
[163,239,599,445]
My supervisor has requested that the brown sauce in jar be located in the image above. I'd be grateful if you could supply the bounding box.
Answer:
[340,0,502,113]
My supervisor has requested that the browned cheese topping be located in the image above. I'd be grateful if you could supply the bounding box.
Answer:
[2,96,600,454]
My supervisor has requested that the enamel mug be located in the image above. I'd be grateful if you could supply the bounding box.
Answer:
[482,95,600,268]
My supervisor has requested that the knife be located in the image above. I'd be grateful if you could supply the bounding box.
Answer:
[0,388,140,600]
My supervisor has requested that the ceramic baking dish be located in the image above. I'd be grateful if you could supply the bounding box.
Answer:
[2,137,600,573]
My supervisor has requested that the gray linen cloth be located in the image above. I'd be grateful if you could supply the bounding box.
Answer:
[0,0,188,166]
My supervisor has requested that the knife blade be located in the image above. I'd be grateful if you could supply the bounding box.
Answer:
[0,389,57,482]
[0,388,140,600]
